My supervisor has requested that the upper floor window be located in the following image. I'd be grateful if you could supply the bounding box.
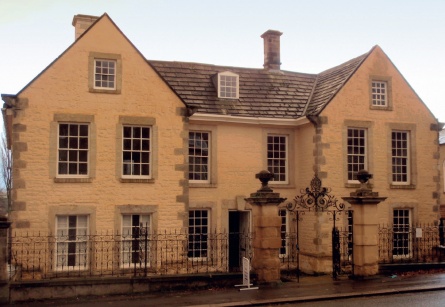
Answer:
[347,128,367,182]
[217,72,239,99]
[122,126,151,178]
[58,123,89,177]
[267,135,288,183]
[371,81,387,106]
[369,77,392,111]
[88,52,122,94]
[189,131,210,182]
[392,131,410,184]
[94,59,116,90]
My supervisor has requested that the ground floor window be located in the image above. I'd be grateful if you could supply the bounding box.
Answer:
[188,210,209,258]
[279,209,288,257]
[121,214,150,266]
[347,210,353,259]
[393,209,411,257]
[56,215,89,269]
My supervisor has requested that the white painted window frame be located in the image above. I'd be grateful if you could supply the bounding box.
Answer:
[57,123,90,178]
[121,214,151,268]
[392,209,412,258]
[347,127,367,183]
[55,215,89,271]
[121,125,152,179]
[189,131,211,183]
[217,71,239,99]
[94,59,117,90]
[267,134,289,184]
[371,80,387,106]
[279,209,289,258]
[391,130,410,185]
[188,209,209,260]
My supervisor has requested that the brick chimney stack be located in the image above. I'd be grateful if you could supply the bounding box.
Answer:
[261,30,283,70]
[72,14,99,40]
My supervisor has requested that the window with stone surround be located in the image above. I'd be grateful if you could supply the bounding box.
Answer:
[267,134,288,183]
[121,214,151,267]
[393,209,411,257]
[89,52,122,94]
[189,131,210,183]
[94,59,116,89]
[216,71,239,99]
[371,81,387,106]
[347,128,367,182]
[188,210,209,259]
[369,77,392,110]
[122,126,151,178]
[117,116,157,183]
[279,209,289,257]
[391,131,410,184]
[58,123,89,177]
[55,215,89,270]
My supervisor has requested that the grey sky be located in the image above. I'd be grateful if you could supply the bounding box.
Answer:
[0,0,444,122]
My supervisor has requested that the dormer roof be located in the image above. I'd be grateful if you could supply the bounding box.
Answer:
[149,49,370,119]
[149,61,317,118]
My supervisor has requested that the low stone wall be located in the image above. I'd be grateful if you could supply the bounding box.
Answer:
[10,273,244,303]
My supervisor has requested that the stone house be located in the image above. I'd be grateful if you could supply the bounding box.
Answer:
[2,13,442,275]
[440,130,445,218]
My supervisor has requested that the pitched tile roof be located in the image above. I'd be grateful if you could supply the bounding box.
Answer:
[306,52,369,115]
[148,48,372,119]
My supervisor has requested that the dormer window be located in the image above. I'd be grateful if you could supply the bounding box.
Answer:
[217,72,239,99]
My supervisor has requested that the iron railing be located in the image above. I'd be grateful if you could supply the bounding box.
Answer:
[8,230,253,281]
[279,227,353,278]
[378,223,445,264]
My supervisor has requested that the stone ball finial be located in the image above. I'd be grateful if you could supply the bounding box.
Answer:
[357,169,373,184]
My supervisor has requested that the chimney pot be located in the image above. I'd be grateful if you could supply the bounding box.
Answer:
[261,30,283,70]
[72,14,99,40]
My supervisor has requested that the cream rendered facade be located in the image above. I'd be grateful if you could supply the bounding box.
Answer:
[2,14,442,275]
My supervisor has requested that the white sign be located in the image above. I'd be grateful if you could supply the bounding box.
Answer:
[235,257,258,291]
[416,228,423,238]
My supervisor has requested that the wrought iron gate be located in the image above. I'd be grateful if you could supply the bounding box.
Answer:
[286,174,353,279]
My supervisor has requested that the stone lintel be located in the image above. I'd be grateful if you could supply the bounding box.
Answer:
[342,196,387,205]
[245,196,286,206]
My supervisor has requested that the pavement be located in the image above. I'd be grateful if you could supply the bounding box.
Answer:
[9,271,445,306]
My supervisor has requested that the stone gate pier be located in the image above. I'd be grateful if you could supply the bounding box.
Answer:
[245,170,286,283]
[343,170,386,277]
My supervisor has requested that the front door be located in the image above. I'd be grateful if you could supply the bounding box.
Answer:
[228,211,250,272]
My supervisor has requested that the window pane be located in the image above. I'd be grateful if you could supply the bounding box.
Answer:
[94,59,117,89]
[122,126,151,178]
[267,135,287,183]
[188,210,209,258]
[58,123,89,176]
[347,128,366,181]
[189,132,210,182]
[391,131,409,183]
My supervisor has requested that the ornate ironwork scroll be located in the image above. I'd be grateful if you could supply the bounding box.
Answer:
[287,174,345,213]
[286,173,347,280]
